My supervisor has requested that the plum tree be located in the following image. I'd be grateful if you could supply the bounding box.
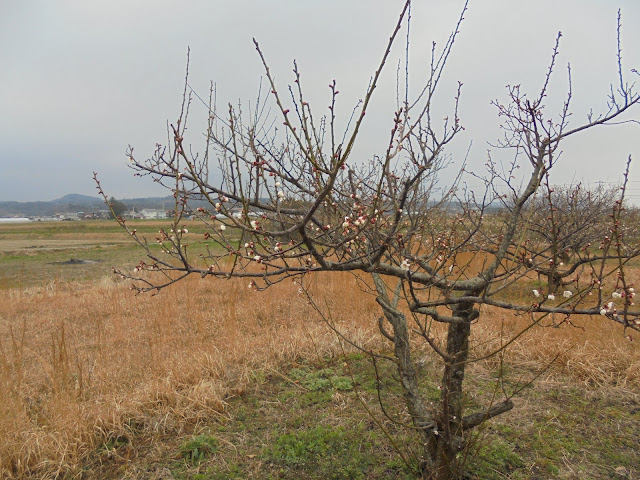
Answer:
[96,2,640,478]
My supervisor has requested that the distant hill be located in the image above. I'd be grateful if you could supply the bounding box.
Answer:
[50,194,104,205]
[0,194,177,217]
[0,193,506,218]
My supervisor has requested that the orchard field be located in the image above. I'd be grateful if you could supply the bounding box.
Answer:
[1,220,639,479]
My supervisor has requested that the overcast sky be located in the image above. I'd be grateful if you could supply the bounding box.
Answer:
[1,0,639,203]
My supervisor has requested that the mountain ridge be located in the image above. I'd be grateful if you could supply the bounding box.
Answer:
[0,194,176,217]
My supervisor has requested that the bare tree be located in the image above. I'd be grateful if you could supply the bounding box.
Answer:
[96,3,640,478]
[512,182,622,294]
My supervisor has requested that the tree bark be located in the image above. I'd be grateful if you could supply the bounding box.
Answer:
[373,277,511,480]
[378,302,437,475]
[432,298,477,480]
[372,275,437,476]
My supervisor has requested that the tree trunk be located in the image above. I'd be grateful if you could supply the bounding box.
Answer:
[431,299,477,480]
[379,305,437,476]
[545,271,563,294]
[373,276,485,479]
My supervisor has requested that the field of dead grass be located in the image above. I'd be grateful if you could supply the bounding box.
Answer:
[0,273,384,479]
[1,221,639,479]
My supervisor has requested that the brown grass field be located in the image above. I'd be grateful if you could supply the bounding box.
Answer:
[1,221,639,479]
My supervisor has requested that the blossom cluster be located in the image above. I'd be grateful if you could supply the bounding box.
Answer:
[532,289,573,300]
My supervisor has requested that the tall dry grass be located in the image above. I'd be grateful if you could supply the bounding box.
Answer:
[1,271,638,478]
[0,273,381,479]
[469,307,640,387]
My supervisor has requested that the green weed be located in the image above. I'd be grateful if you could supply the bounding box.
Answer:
[180,435,219,465]
[289,367,353,392]
[264,424,370,479]
[466,437,525,480]
[99,434,130,453]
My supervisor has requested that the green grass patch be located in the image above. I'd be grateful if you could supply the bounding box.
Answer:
[466,437,525,480]
[264,424,371,479]
[289,367,353,392]
[179,434,219,465]
[0,219,237,288]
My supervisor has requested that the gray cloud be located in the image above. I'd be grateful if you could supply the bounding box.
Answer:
[1,1,638,202]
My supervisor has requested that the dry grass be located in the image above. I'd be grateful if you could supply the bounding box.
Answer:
[0,273,380,479]
[469,308,640,388]
[1,267,638,479]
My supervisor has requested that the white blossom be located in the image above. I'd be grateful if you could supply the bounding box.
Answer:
[401,259,411,270]
[612,292,622,299]
[219,224,226,231]
[532,289,540,298]
[563,290,572,298]
[547,294,556,301]
[600,308,607,316]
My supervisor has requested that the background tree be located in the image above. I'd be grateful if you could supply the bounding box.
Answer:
[500,181,627,294]
[108,196,128,219]
[96,2,640,478]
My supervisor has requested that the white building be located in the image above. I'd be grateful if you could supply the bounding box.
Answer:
[140,209,168,219]
[0,217,30,223]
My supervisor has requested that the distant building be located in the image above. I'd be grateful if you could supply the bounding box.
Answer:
[231,209,260,219]
[53,212,79,221]
[140,209,168,220]
[81,210,110,220]
[125,208,143,219]
[124,208,167,219]
[0,217,30,223]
